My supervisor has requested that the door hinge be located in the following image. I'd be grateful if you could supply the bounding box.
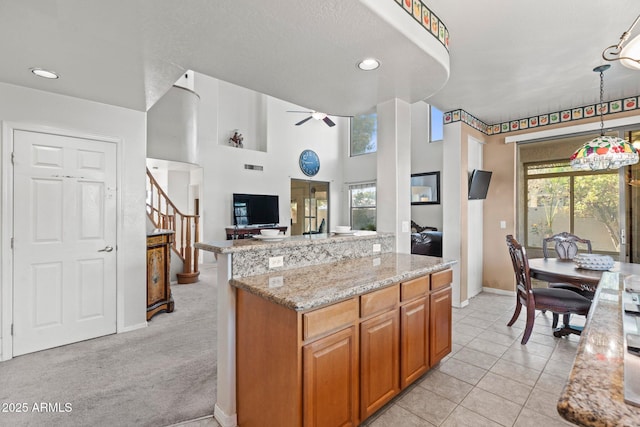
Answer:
[11,152,14,165]
[10,324,13,336]
[10,237,13,250]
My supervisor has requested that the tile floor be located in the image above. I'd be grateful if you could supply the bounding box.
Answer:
[175,291,582,427]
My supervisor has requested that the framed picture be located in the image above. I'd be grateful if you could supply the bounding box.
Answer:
[411,172,440,205]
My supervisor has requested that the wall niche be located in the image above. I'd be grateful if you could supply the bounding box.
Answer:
[218,81,268,152]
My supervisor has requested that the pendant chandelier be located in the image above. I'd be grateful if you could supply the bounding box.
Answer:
[569,65,639,171]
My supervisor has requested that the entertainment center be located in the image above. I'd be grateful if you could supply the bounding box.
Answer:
[228,193,287,239]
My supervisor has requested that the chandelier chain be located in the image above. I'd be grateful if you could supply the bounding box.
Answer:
[599,69,605,136]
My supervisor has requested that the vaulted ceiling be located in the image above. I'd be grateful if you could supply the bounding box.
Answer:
[1,0,639,126]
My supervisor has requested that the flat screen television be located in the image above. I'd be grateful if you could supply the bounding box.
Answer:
[468,169,492,200]
[233,193,279,226]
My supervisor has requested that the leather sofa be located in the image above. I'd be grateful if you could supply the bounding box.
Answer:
[410,230,442,257]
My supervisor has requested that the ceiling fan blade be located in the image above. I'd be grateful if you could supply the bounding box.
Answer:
[323,116,336,127]
[295,116,313,126]
[287,110,313,114]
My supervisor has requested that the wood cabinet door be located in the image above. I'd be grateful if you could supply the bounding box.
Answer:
[360,310,399,420]
[400,296,429,388]
[430,286,452,365]
[303,326,358,427]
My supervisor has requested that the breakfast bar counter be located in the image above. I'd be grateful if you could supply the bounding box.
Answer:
[557,271,640,426]
[195,232,457,426]
[230,252,456,311]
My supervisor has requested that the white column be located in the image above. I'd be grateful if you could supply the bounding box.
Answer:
[376,98,412,253]
[214,253,238,427]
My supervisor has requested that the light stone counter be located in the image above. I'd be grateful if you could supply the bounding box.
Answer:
[557,271,640,426]
[196,231,453,426]
[230,252,456,311]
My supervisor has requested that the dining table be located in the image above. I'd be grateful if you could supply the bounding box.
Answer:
[526,257,640,426]
[528,257,640,288]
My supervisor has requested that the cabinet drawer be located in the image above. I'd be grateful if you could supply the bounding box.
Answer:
[303,298,358,341]
[147,235,168,246]
[431,269,452,291]
[401,276,429,302]
[360,285,398,318]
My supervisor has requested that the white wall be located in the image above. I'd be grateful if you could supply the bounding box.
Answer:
[411,101,443,230]
[467,136,484,298]
[194,74,347,261]
[0,82,147,358]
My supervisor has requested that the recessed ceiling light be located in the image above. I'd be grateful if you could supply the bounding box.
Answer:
[30,67,59,79]
[357,58,380,71]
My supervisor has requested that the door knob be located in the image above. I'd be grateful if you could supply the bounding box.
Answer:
[98,246,114,252]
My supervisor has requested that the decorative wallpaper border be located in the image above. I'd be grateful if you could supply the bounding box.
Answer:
[394,0,449,51]
[444,95,640,136]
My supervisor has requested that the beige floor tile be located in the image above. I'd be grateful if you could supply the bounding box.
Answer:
[452,330,476,346]
[514,407,574,426]
[534,372,569,395]
[451,347,499,370]
[527,332,561,347]
[396,386,457,425]
[525,386,566,420]
[437,357,488,385]
[476,371,533,406]
[490,359,541,386]
[418,370,474,403]
[500,347,549,371]
[466,337,509,358]
[509,340,556,358]
[460,387,522,426]
[458,315,495,329]
[477,329,519,347]
[441,405,502,427]
[543,358,574,378]
[455,323,487,338]
[366,404,435,427]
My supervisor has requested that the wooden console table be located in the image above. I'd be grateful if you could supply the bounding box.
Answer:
[147,229,175,320]
[225,225,288,240]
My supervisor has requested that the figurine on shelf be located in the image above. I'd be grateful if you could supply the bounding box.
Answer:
[229,130,244,148]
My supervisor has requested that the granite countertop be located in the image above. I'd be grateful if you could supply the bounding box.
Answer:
[557,271,640,426]
[196,231,388,254]
[229,252,456,311]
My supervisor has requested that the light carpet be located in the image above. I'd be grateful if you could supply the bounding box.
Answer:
[0,263,218,427]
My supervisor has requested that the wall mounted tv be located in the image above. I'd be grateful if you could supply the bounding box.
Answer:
[233,193,280,226]
[468,169,492,200]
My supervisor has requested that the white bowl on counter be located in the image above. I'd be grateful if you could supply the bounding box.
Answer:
[335,226,351,233]
[260,229,280,237]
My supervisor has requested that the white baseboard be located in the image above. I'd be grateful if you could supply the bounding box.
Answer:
[214,404,237,427]
[452,299,469,309]
[118,321,148,333]
[482,287,516,297]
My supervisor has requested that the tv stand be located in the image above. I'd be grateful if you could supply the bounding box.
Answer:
[226,225,288,240]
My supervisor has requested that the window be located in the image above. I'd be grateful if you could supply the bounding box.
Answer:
[429,105,443,142]
[349,183,376,231]
[350,113,377,156]
[525,160,619,253]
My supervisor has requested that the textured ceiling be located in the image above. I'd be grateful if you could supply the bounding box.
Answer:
[0,0,639,125]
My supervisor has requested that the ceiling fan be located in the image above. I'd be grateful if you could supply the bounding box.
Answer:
[287,110,339,127]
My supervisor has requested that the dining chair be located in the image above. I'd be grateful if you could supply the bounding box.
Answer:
[506,235,592,344]
[542,232,596,328]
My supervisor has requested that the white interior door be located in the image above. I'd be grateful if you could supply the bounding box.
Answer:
[12,130,117,356]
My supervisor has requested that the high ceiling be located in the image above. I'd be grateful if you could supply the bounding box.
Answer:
[1,0,639,126]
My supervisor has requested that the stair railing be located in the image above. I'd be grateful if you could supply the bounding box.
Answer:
[146,168,200,284]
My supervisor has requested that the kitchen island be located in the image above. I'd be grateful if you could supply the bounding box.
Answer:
[557,271,640,426]
[196,233,456,427]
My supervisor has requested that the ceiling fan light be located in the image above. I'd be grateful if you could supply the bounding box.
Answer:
[30,67,59,79]
[311,112,327,120]
[620,34,640,70]
[357,58,380,71]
